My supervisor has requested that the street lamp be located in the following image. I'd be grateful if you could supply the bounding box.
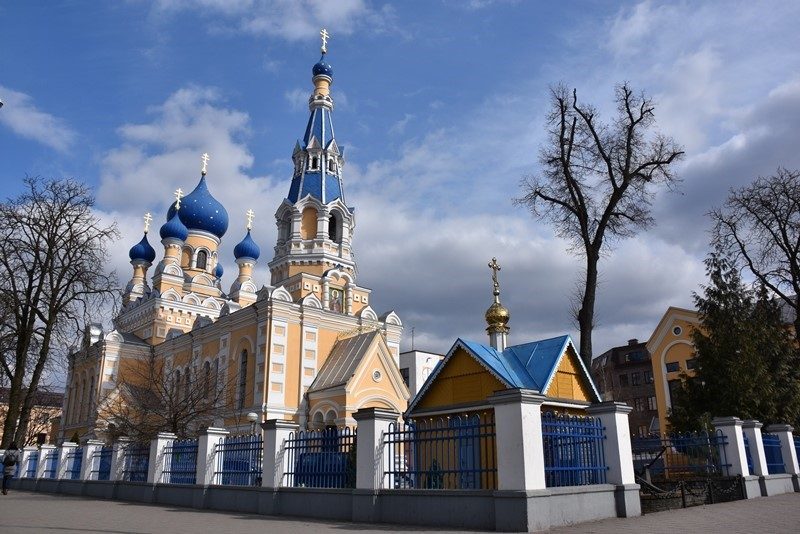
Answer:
[246,412,259,434]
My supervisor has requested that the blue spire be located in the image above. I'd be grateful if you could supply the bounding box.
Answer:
[160,210,189,241]
[129,233,156,263]
[233,230,261,261]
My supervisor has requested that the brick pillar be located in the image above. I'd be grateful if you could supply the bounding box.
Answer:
[147,432,177,484]
[80,439,105,480]
[742,420,769,476]
[56,442,78,479]
[109,438,131,482]
[36,444,57,479]
[764,424,799,475]
[261,420,298,488]
[196,427,229,486]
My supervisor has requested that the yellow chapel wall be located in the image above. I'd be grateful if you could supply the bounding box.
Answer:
[543,348,592,403]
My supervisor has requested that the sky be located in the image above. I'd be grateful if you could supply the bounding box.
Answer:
[2,0,800,359]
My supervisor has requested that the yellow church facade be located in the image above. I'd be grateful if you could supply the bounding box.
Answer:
[60,42,408,442]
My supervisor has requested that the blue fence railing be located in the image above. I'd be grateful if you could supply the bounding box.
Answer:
[66,448,83,480]
[90,446,113,481]
[762,434,784,474]
[212,434,263,486]
[794,435,800,466]
[631,430,730,479]
[162,439,199,484]
[743,434,753,473]
[282,427,357,489]
[382,413,497,490]
[43,449,58,478]
[122,444,150,482]
[24,450,39,478]
[542,412,607,487]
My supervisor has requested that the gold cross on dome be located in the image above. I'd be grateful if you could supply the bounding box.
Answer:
[320,28,330,54]
[488,257,501,293]
[174,188,184,210]
[246,208,255,231]
[201,152,210,175]
[143,212,153,233]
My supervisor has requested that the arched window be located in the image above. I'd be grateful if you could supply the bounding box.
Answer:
[88,375,95,414]
[328,157,336,172]
[196,250,208,270]
[184,367,191,400]
[311,156,319,170]
[174,370,181,400]
[238,350,248,409]
[203,361,211,399]
[328,215,338,243]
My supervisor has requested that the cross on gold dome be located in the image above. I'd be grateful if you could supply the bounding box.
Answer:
[320,28,330,54]
[174,188,184,210]
[246,208,255,231]
[488,257,501,295]
[143,212,153,233]
[201,153,210,175]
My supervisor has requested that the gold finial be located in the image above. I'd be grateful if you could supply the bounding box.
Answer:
[246,208,255,231]
[174,188,184,210]
[201,152,210,175]
[143,212,153,234]
[485,257,510,335]
[488,257,501,301]
[320,28,330,54]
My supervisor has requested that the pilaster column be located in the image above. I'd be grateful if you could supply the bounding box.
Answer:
[353,408,399,490]
[345,282,353,315]
[261,419,298,488]
[765,424,799,475]
[488,388,547,491]
[57,442,78,479]
[36,444,57,479]
[196,427,230,486]
[80,439,105,480]
[109,438,131,482]
[742,420,769,476]
[147,432,177,484]
[712,417,750,476]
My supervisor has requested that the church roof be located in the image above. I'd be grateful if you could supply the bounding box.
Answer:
[307,330,380,393]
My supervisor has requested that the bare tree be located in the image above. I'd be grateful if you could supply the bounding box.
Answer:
[516,84,683,364]
[0,177,118,447]
[99,351,234,442]
[710,168,800,339]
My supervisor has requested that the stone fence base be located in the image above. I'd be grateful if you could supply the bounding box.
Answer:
[12,478,639,532]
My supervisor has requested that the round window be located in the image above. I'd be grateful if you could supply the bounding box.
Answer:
[372,369,382,382]
[673,326,682,336]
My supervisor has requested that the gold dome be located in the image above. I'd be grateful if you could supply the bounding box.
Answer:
[485,301,510,333]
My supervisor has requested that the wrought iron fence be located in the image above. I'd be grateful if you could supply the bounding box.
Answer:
[212,434,263,486]
[382,413,497,490]
[25,450,39,478]
[162,439,198,484]
[65,448,83,480]
[631,431,730,480]
[90,446,112,481]
[743,434,753,473]
[122,444,150,482]
[282,427,357,488]
[42,449,58,479]
[541,412,607,487]
[762,433,784,474]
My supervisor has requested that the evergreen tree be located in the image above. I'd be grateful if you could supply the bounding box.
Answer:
[670,251,800,431]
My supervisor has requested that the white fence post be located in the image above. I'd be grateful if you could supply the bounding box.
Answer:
[764,424,799,476]
[353,408,400,491]
[109,438,131,482]
[80,439,105,481]
[36,444,57,479]
[147,432,177,484]
[261,419,298,489]
[196,427,229,486]
[56,442,78,479]
[20,446,37,478]
[712,417,750,476]
[742,420,769,476]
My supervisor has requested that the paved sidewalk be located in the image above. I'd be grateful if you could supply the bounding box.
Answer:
[0,490,799,533]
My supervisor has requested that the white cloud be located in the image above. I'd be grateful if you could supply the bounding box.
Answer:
[388,113,414,135]
[0,85,77,152]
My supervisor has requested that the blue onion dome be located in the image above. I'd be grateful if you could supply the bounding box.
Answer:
[166,176,229,239]
[214,263,224,278]
[160,210,189,242]
[128,233,156,263]
[233,230,261,261]
[312,54,333,77]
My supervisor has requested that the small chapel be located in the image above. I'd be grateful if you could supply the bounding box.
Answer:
[60,37,409,441]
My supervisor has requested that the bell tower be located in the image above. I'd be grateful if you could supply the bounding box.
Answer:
[268,32,371,315]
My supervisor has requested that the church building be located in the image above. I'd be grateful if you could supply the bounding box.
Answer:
[60,37,409,441]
